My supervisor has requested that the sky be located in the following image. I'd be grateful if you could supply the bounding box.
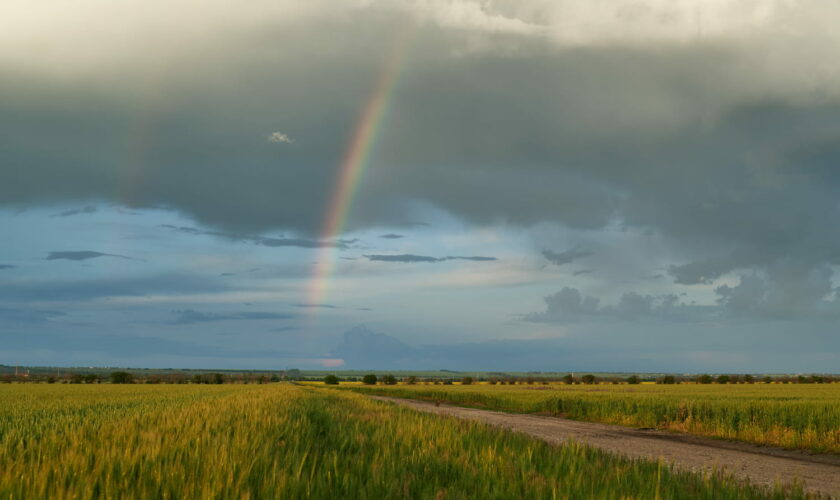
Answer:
[3,0,840,372]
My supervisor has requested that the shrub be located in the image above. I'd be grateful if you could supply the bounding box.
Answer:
[762,376,773,384]
[383,375,397,385]
[659,375,676,385]
[696,374,713,384]
[626,375,641,385]
[324,375,339,385]
[362,374,377,385]
[716,375,730,384]
[404,376,417,385]
[109,371,134,384]
[461,376,474,385]
[562,374,575,385]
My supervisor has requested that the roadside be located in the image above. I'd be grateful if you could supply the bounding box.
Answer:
[370,395,840,498]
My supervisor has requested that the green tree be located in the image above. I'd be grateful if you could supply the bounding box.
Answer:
[626,375,641,385]
[383,374,397,385]
[461,376,474,385]
[362,374,378,385]
[659,375,676,385]
[324,375,339,385]
[562,374,575,385]
[697,374,713,384]
[581,374,596,384]
[109,371,133,384]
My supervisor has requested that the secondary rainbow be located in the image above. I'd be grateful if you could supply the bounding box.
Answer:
[306,27,414,310]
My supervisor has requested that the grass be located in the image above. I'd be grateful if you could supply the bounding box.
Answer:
[0,383,805,499]
[338,382,840,454]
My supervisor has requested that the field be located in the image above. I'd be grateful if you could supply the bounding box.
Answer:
[0,383,805,499]
[341,382,840,454]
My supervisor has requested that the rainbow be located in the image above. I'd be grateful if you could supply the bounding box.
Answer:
[306,26,415,310]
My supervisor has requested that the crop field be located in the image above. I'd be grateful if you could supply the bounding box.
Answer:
[342,382,840,454]
[0,383,805,499]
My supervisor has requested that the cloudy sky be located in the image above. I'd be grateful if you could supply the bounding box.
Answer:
[3,0,840,372]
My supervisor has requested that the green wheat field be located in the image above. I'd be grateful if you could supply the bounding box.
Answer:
[0,383,815,499]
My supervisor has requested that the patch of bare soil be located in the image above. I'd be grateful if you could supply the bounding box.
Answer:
[370,395,840,497]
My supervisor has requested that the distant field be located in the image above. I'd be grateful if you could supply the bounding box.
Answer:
[0,384,801,499]
[339,382,840,454]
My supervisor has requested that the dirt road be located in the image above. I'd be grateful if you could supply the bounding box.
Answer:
[371,395,840,497]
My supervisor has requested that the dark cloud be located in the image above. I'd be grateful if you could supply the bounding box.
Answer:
[0,265,15,270]
[46,251,136,261]
[0,330,301,359]
[542,248,593,266]
[52,205,97,217]
[172,309,296,324]
[0,274,230,302]
[293,303,338,309]
[364,254,497,263]
[270,326,299,333]
[379,234,404,239]
[160,225,351,249]
[219,272,236,276]
[572,269,593,276]
[0,307,66,324]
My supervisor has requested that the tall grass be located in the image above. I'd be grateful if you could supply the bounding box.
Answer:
[342,383,840,453]
[0,384,800,498]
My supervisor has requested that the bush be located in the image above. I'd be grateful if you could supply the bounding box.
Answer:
[762,376,773,384]
[383,375,397,385]
[109,371,134,384]
[581,374,596,385]
[626,375,641,385]
[716,375,730,384]
[362,374,377,385]
[324,375,339,385]
[461,376,474,385]
[404,376,417,385]
[659,375,676,385]
[696,374,713,384]
[562,374,575,385]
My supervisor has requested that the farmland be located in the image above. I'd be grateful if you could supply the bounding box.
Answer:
[0,383,804,499]
[342,382,840,454]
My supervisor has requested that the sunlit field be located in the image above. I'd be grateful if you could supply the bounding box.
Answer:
[0,383,805,499]
[340,382,840,454]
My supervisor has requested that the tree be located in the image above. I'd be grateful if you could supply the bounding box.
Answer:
[697,374,713,384]
[581,374,596,385]
[762,376,773,384]
[383,374,397,385]
[626,375,641,385]
[461,376,474,385]
[405,376,417,385]
[362,374,377,385]
[562,374,575,385]
[659,375,676,385]
[716,375,730,384]
[324,375,339,385]
[109,371,134,384]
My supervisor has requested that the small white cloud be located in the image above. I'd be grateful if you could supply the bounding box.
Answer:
[267,131,294,144]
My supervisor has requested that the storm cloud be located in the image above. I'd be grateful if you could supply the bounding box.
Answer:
[46,251,135,261]
[364,254,497,263]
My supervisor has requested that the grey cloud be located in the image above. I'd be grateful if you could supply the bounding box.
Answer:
[46,251,136,261]
[0,265,15,270]
[364,254,497,263]
[0,330,301,359]
[219,273,236,276]
[542,248,593,266]
[52,205,97,217]
[0,307,66,324]
[160,225,350,249]
[4,1,840,315]
[294,303,338,309]
[572,269,593,276]
[0,274,230,302]
[379,234,404,239]
[172,309,296,324]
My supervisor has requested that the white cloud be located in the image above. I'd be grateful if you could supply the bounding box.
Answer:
[267,132,295,144]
